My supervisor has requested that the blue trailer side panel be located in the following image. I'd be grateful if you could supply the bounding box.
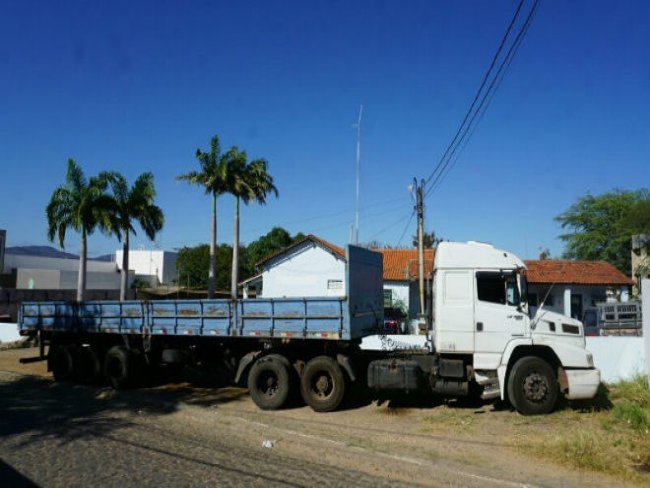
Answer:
[346,245,384,339]
[18,245,385,342]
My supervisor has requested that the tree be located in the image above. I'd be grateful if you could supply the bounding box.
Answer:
[227,150,279,298]
[176,243,235,291]
[106,172,164,301]
[622,197,650,235]
[412,231,443,249]
[555,189,649,275]
[245,227,303,268]
[176,135,229,298]
[46,159,115,301]
[225,148,278,299]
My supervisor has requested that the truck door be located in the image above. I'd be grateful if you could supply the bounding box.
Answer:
[474,271,526,367]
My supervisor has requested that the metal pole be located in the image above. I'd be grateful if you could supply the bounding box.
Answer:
[354,105,363,244]
[417,179,425,318]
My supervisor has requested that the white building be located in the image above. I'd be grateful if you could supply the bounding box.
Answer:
[2,246,176,291]
[4,253,120,290]
[240,235,434,322]
[115,249,177,287]
[243,235,346,298]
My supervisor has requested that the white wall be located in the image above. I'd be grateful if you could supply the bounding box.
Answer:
[115,249,177,285]
[528,284,610,318]
[587,337,646,383]
[5,253,117,273]
[16,268,121,290]
[384,281,409,307]
[261,243,345,298]
[641,279,650,379]
[0,323,20,343]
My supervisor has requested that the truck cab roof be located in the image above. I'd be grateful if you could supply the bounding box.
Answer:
[435,241,525,270]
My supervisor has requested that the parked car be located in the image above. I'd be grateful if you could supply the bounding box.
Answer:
[383,307,407,334]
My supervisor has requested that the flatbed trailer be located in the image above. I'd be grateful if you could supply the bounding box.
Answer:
[18,246,387,411]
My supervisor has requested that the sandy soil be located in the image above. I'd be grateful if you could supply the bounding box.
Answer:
[0,348,645,487]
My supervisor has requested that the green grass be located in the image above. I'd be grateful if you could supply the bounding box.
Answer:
[422,406,476,431]
[607,376,650,433]
[526,376,650,482]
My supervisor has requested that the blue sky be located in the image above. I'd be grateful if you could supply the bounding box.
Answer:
[1,1,649,259]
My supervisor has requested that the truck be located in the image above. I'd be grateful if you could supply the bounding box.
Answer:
[17,241,600,415]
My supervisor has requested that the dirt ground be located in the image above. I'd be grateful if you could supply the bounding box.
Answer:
[0,348,647,487]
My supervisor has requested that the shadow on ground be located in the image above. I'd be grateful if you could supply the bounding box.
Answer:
[0,370,249,444]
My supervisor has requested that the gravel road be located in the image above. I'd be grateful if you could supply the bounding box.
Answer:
[0,348,636,487]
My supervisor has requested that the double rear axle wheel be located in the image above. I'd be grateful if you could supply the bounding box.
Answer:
[50,344,143,389]
[247,355,347,412]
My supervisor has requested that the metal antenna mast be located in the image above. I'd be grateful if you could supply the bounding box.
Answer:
[353,105,363,244]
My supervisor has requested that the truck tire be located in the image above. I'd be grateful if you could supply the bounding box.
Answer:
[247,355,291,410]
[76,346,102,384]
[300,356,346,412]
[507,356,558,415]
[104,345,132,389]
[51,345,75,382]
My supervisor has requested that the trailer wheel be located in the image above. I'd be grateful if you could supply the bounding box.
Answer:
[104,346,132,389]
[300,356,346,412]
[507,356,558,415]
[247,355,291,410]
[51,345,75,382]
[76,346,102,384]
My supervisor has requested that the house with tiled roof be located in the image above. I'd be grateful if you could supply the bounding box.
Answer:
[380,248,434,321]
[241,234,435,322]
[241,234,634,324]
[241,234,346,299]
[524,259,634,319]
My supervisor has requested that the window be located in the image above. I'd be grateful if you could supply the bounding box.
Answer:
[476,272,519,306]
[476,272,506,304]
[570,294,583,320]
[383,289,393,307]
[527,293,538,307]
[327,279,343,291]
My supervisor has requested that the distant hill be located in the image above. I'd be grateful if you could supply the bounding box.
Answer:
[5,246,114,262]
[92,254,115,262]
[6,245,78,259]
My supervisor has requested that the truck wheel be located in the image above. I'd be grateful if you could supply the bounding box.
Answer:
[300,356,346,412]
[507,356,558,415]
[76,346,102,385]
[51,345,75,382]
[104,346,132,389]
[247,355,291,410]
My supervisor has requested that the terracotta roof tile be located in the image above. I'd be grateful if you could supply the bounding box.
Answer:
[524,260,634,286]
[378,248,435,281]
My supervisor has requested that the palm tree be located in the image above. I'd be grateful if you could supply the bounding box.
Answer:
[226,149,278,299]
[176,135,228,298]
[46,159,115,301]
[106,172,164,301]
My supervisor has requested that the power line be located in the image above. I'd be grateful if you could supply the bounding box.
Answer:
[425,0,540,199]
[396,209,416,247]
[426,1,540,196]
[424,0,526,188]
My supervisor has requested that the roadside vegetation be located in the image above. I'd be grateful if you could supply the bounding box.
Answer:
[414,376,650,483]
[524,376,650,482]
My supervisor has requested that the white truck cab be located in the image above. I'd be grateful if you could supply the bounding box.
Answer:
[432,241,600,414]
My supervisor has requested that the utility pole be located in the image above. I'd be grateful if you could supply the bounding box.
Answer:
[415,178,426,320]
